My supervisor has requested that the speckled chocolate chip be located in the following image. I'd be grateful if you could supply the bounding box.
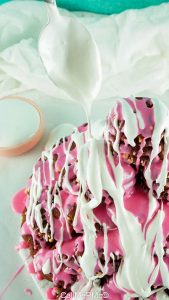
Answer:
[70,275,77,283]
[160,190,168,200]
[67,205,76,224]
[118,120,125,129]
[135,97,144,100]
[59,138,63,145]
[53,154,58,162]
[140,155,149,167]
[58,280,64,288]
[42,272,53,282]
[75,251,83,257]
[22,234,33,245]
[69,175,77,183]
[95,222,103,232]
[146,99,153,108]
[164,289,169,296]
[40,207,46,216]
[62,254,68,260]
[114,255,122,273]
[70,141,76,151]
[134,134,144,145]
[21,208,27,227]
[43,219,47,227]
[52,207,60,219]
[119,132,126,145]
[37,231,44,240]
[22,234,40,257]
[100,275,111,287]
[123,153,137,165]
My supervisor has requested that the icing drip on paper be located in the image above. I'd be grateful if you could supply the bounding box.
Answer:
[0,265,25,299]
[24,288,33,296]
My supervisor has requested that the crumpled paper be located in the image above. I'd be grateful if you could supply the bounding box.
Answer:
[0,1,169,104]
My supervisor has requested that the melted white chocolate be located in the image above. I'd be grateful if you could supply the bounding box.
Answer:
[26,98,169,299]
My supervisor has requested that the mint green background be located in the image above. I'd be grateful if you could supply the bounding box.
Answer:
[0,0,169,14]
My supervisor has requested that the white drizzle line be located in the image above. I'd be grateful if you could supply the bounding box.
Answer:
[26,167,42,228]
[42,258,51,275]
[156,290,169,300]
[144,99,169,222]
[47,188,54,239]
[121,99,138,147]
[103,99,169,298]
[154,205,169,288]
[52,251,63,275]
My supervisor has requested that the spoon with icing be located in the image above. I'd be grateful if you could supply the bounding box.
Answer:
[39,0,102,136]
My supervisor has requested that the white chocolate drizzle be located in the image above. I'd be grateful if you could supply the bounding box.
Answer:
[25,98,169,299]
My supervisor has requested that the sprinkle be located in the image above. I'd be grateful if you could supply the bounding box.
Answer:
[24,288,32,296]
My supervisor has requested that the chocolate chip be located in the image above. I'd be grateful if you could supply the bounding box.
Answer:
[53,154,58,162]
[58,280,64,288]
[140,155,149,167]
[134,134,144,145]
[52,207,60,219]
[43,219,47,227]
[146,99,153,108]
[118,120,125,129]
[135,97,144,100]
[164,289,169,296]
[62,254,68,260]
[42,273,53,282]
[40,207,46,216]
[70,141,76,151]
[100,275,111,287]
[84,189,92,202]
[67,205,76,224]
[22,234,40,257]
[95,222,103,232]
[58,138,64,146]
[21,209,26,227]
[114,255,122,272]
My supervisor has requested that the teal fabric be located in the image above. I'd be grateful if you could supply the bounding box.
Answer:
[56,0,169,14]
[0,0,9,3]
[1,0,169,14]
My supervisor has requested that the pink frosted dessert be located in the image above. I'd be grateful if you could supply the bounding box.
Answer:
[14,97,169,300]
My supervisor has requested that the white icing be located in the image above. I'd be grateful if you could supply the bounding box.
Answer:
[0,99,40,148]
[26,167,42,228]
[26,98,169,299]
[156,290,169,300]
[121,99,138,147]
[91,119,106,140]
[38,3,101,112]
[42,258,51,275]
[135,104,145,130]
[45,123,75,150]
